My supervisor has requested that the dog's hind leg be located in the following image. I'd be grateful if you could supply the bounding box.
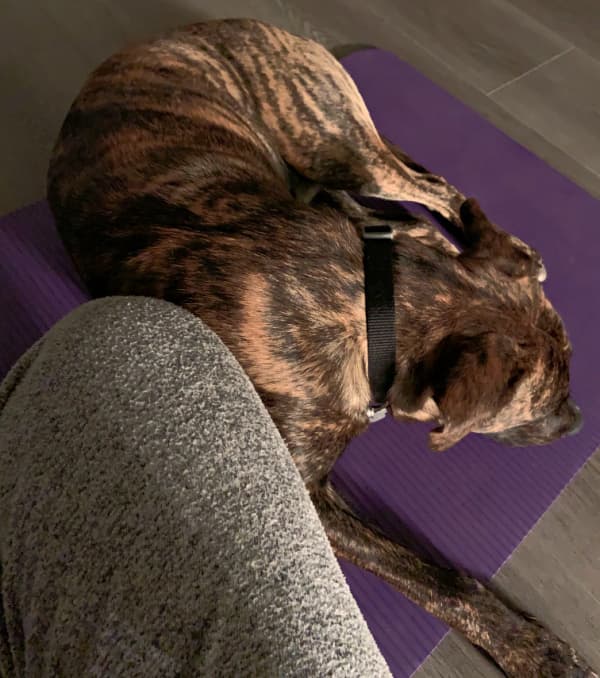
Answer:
[285,129,466,226]
[248,39,466,224]
[312,481,597,678]
[359,136,467,226]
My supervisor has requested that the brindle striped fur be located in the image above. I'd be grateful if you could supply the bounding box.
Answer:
[47,18,593,677]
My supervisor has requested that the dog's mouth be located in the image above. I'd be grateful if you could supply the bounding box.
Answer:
[488,398,582,447]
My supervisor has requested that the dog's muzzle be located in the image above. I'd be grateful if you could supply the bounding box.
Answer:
[489,398,583,446]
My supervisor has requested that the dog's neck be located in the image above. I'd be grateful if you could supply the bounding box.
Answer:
[324,228,535,425]
[238,204,535,428]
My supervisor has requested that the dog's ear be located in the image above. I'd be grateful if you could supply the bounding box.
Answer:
[458,198,545,281]
[424,332,528,451]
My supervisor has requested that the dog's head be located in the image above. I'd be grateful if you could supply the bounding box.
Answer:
[388,199,581,451]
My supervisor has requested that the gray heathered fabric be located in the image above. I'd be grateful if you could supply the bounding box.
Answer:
[0,296,390,678]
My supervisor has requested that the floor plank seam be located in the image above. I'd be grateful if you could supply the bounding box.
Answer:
[486,44,575,96]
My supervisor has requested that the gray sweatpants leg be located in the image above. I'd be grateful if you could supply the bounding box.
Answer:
[0,297,390,677]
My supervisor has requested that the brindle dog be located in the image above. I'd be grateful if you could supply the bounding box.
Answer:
[47,18,593,677]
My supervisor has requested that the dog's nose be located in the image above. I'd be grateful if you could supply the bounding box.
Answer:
[567,400,583,437]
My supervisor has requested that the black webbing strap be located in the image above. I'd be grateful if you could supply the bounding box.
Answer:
[362,224,397,410]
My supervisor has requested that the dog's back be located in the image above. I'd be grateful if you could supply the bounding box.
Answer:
[47,21,377,468]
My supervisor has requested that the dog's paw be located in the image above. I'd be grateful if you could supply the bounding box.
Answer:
[503,621,597,678]
[458,198,547,282]
[507,234,547,282]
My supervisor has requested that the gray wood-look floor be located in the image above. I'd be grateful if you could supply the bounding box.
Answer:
[1,1,599,674]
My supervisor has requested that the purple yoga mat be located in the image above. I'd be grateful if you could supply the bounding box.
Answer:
[1,48,599,677]
[332,49,600,676]
[0,200,88,378]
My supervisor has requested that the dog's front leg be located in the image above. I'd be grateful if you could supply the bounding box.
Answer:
[312,481,596,678]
